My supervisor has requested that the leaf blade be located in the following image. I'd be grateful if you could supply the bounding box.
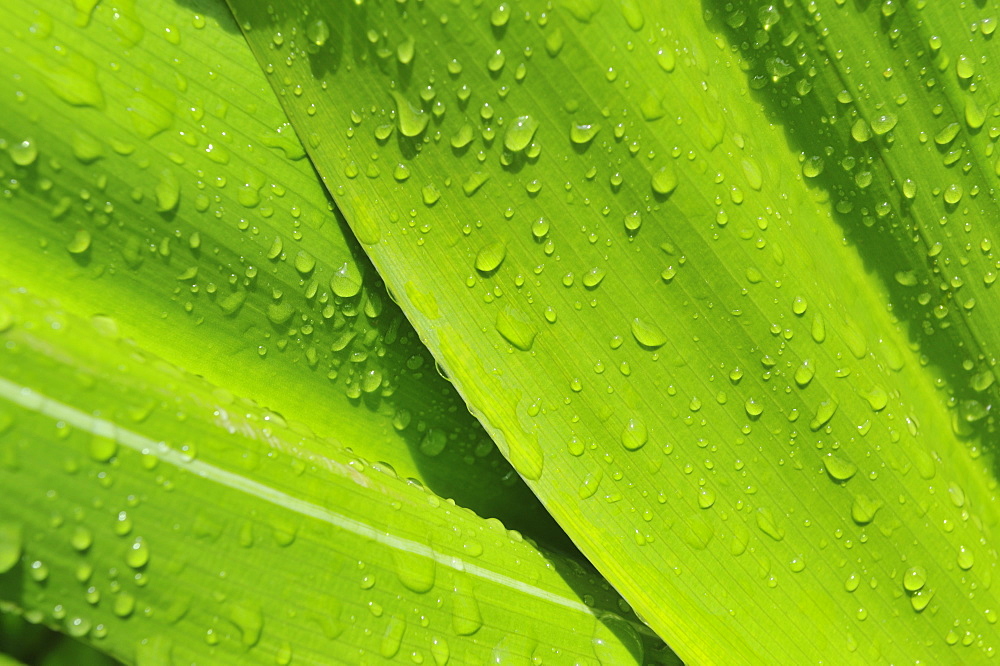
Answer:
[229,0,1000,662]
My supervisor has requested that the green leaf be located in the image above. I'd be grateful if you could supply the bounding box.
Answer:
[0,282,673,664]
[229,0,1000,662]
[0,0,565,543]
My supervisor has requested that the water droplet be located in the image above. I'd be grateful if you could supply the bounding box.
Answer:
[943,183,963,205]
[698,487,716,509]
[956,54,975,79]
[89,435,117,462]
[744,397,763,418]
[503,115,539,152]
[125,537,149,568]
[656,48,676,72]
[850,494,881,525]
[495,307,536,351]
[623,211,641,233]
[570,123,600,145]
[582,267,606,288]
[112,592,135,618]
[957,546,975,570]
[851,119,872,143]
[592,612,645,664]
[306,19,329,47]
[68,229,92,255]
[909,588,932,612]
[870,114,897,135]
[475,241,506,273]
[620,418,648,451]
[331,262,362,298]
[0,523,22,574]
[397,37,416,65]
[155,168,180,212]
[811,313,826,342]
[630,317,666,349]
[430,637,450,666]
[651,165,678,196]
[294,250,316,275]
[755,507,784,541]
[419,429,447,457]
[380,615,406,658]
[823,454,857,481]
[794,360,814,387]
[9,139,38,166]
[71,526,93,552]
[578,469,603,499]
[451,580,482,635]
[391,91,428,137]
[490,3,511,27]
[809,400,837,430]
[227,601,263,647]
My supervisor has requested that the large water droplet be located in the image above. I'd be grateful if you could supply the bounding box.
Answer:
[823,454,857,481]
[0,523,22,574]
[620,418,648,451]
[630,317,666,349]
[503,115,539,152]
[476,241,507,273]
[650,165,678,195]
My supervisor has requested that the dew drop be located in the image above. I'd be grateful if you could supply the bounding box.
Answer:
[570,123,600,145]
[68,229,92,255]
[582,267,606,289]
[755,507,784,541]
[822,453,857,481]
[503,115,539,152]
[331,262,362,298]
[451,580,483,635]
[651,165,678,195]
[495,307,537,351]
[620,418,648,451]
[630,317,667,349]
[957,546,974,570]
[870,114,897,135]
[475,241,506,273]
[0,523,22,574]
[391,91,428,137]
[794,360,814,387]
[850,494,881,525]
[125,537,149,568]
[9,139,38,166]
[306,19,330,47]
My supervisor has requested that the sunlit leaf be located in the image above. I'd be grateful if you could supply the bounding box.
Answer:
[0,282,673,664]
[229,0,1000,662]
[0,0,563,542]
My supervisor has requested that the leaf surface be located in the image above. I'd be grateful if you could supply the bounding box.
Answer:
[0,282,674,665]
[0,0,563,541]
[228,0,1000,662]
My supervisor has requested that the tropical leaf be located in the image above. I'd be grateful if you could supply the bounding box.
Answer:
[227,0,1000,663]
[0,282,671,664]
[0,0,566,544]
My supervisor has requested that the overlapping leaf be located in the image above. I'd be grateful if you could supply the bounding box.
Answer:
[0,0,566,543]
[229,0,1000,662]
[0,282,672,664]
